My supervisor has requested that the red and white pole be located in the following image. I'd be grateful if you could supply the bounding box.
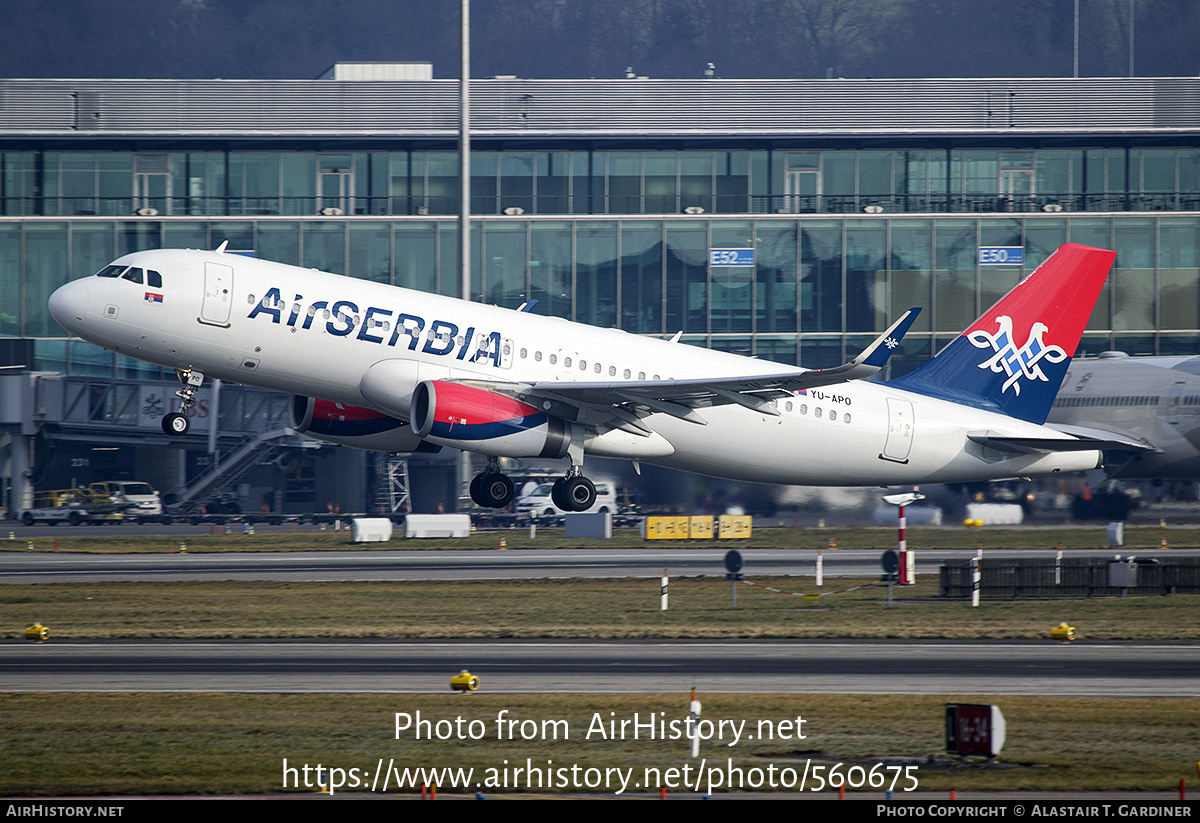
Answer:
[898,503,916,585]
[884,489,923,586]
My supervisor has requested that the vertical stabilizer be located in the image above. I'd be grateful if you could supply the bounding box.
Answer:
[886,243,1116,424]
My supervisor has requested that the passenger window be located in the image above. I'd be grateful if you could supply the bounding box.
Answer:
[785,401,793,412]
[579,360,587,371]
[520,348,528,359]
[564,357,572,368]
[549,354,557,364]
[535,351,542,362]
[800,404,807,414]
[638,372,646,380]
[844,413,852,424]
[608,365,615,376]
[829,410,837,421]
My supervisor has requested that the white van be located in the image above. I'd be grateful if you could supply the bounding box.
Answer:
[515,479,618,518]
[93,481,163,519]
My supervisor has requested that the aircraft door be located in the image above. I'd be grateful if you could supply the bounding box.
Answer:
[200,262,234,326]
[881,397,914,463]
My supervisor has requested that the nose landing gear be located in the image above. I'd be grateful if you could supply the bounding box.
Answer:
[162,368,204,436]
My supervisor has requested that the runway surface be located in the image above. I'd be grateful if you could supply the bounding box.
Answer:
[4,547,1195,583]
[3,639,1195,696]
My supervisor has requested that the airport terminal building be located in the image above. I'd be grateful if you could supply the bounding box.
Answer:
[1,67,1199,513]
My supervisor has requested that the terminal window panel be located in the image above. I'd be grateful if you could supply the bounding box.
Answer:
[893,219,934,333]
[664,222,708,335]
[619,223,663,335]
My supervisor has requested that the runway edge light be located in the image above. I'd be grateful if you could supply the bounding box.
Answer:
[450,669,480,692]
[1050,622,1077,642]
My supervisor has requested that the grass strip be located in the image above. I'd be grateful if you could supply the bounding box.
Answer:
[5,577,1200,639]
[1,692,1194,795]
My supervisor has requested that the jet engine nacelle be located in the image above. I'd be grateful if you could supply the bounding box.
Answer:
[411,380,570,459]
[291,396,440,453]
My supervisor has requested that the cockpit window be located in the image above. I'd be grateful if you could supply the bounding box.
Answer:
[95,265,125,278]
[147,270,163,288]
[121,267,144,285]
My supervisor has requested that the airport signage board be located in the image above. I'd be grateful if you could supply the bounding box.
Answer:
[978,246,1024,266]
[709,248,755,267]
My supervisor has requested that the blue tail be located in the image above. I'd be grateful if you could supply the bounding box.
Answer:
[885,243,1116,424]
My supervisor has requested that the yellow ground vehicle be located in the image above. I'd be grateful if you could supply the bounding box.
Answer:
[17,487,124,526]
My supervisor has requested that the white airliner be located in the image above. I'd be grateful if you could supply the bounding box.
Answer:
[1050,352,1200,479]
[49,242,1119,511]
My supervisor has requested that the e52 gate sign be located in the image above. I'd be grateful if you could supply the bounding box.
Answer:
[709,248,755,267]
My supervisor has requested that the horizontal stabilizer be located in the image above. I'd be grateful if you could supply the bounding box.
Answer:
[968,431,1155,455]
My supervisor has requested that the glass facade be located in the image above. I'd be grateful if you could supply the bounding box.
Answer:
[5,147,1200,219]
[4,213,1198,378]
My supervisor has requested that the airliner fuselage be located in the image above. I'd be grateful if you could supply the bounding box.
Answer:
[49,245,1115,503]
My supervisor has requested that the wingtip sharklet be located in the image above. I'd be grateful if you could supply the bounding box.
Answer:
[857,307,922,369]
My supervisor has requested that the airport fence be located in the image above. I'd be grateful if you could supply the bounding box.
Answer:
[938,557,1200,599]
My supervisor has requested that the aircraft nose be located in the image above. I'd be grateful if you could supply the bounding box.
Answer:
[48,279,90,334]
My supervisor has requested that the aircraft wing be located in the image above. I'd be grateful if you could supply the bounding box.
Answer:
[524,308,920,420]
[458,309,919,433]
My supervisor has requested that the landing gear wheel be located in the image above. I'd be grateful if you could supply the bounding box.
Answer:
[550,477,569,511]
[480,474,515,508]
[162,412,190,436]
[563,476,596,512]
[470,472,515,508]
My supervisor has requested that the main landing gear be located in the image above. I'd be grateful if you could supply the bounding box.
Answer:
[469,469,516,509]
[550,473,596,513]
[162,368,204,436]
[468,457,597,513]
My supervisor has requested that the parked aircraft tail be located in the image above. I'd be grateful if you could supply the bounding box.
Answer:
[886,243,1116,424]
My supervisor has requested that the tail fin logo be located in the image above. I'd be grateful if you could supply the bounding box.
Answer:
[967,315,1068,396]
